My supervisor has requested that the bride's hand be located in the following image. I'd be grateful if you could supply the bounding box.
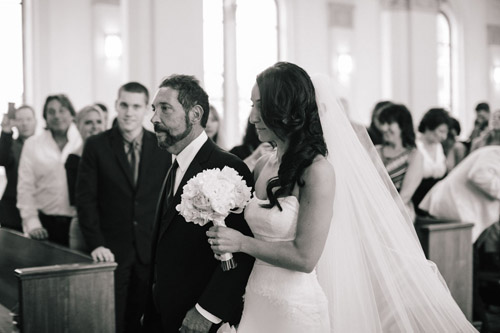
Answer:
[206,226,244,255]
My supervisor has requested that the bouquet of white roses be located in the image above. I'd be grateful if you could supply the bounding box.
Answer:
[176,166,252,271]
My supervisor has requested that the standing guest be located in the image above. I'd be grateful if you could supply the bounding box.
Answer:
[443,117,467,171]
[0,105,37,231]
[376,103,423,221]
[17,94,81,245]
[142,75,254,333]
[470,109,500,153]
[367,100,392,145]
[411,108,450,215]
[76,82,170,333]
[205,104,221,144]
[65,105,105,251]
[230,120,274,171]
[468,102,490,146]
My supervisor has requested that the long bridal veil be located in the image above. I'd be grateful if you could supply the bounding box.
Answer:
[313,75,477,332]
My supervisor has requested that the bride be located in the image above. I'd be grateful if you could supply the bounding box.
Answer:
[207,62,477,332]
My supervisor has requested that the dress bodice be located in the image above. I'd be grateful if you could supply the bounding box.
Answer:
[244,195,299,242]
[238,194,330,332]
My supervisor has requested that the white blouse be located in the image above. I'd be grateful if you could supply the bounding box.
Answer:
[416,140,447,179]
[17,124,82,234]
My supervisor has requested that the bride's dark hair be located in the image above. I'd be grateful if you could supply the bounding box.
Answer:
[257,62,327,210]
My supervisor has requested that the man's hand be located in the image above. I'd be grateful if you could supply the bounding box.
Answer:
[180,307,213,333]
[91,246,115,262]
[29,227,49,240]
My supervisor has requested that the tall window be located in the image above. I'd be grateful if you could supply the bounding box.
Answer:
[203,0,278,144]
[0,0,24,108]
[437,12,452,111]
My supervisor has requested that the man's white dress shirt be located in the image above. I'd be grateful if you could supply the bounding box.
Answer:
[17,123,82,234]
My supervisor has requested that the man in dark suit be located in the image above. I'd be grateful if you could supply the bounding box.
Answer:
[142,75,254,332]
[76,82,171,333]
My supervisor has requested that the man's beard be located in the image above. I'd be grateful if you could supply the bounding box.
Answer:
[156,119,193,149]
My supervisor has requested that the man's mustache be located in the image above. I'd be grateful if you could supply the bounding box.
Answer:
[154,124,168,132]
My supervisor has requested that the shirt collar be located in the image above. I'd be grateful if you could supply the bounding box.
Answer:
[174,131,208,173]
[122,129,144,147]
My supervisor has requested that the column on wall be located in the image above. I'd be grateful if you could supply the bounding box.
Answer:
[380,0,439,122]
[328,2,355,121]
[23,0,93,121]
[222,0,239,149]
[488,24,500,110]
[121,0,154,90]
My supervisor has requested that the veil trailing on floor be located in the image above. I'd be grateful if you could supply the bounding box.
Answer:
[312,75,477,332]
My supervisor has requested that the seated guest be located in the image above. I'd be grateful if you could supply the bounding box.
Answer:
[376,103,423,221]
[0,105,37,231]
[65,105,106,251]
[470,109,500,153]
[443,117,467,171]
[367,100,392,145]
[230,119,274,171]
[419,143,500,242]
[17,94,82,246]
[412,108,450,215]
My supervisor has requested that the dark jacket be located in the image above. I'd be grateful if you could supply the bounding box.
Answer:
[76,127,171,264]
[143,138,255,332]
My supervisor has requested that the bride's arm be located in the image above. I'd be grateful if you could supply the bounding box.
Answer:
[208,157,335,273]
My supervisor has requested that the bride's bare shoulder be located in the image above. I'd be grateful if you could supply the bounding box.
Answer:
[304,155,335,186]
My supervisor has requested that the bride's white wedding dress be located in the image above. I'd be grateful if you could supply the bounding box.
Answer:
[236,196,330,333]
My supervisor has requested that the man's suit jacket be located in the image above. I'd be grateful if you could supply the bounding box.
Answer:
[76,127,171,264]
[145,138,255,332]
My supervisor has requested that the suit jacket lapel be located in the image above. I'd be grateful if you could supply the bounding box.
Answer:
[135,131,155,192]
[110,127,135,187]
[158,139,216,239]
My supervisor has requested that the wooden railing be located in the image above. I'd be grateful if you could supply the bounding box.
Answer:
[414,217,474,320]
[0,228,116,333]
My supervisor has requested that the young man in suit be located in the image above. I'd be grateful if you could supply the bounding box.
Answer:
[76,82,171,333]
[142,75,254,332]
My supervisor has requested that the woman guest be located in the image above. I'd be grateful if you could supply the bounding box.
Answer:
[443,117,467,171]
[17,94,82,246]
[66,105,105,251]
[205,104,222,145]
[411,108,450,216]
[367,100,392,145]
[0,106,37,231]
[376,103,423,221]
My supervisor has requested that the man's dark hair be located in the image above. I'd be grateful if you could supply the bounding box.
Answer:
[475,102,490,113]
[118,82,149,104]
[159,75,210,127]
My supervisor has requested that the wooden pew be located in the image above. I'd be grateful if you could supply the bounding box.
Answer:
[0,228,116,333]
[414,217,474,320]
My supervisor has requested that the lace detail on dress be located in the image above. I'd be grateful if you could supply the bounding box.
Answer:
[240,196,329,330]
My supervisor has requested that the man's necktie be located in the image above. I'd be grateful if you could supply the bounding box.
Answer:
[163,159,179,215]
[127,140,139,185]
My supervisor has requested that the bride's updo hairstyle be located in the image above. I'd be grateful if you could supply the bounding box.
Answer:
[256,62,327,210]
